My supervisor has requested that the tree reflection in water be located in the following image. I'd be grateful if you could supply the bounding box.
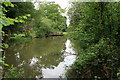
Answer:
[5,37,77,78]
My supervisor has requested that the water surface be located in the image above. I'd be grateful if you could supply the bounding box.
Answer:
[5,37,77,78]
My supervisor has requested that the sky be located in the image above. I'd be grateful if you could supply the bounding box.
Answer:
[33,0,70,9]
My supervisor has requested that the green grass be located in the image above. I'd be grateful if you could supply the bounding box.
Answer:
[63,32,68,35]
[10,36,31,42]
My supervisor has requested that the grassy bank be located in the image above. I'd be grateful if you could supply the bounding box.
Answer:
[9,32,67,42]
[9,34,32,42]
[10,37,31,42]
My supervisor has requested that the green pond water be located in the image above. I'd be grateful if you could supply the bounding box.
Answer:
[5,36,77,78]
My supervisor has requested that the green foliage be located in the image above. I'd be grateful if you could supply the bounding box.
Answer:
[3,2,14,7]
[0,2,31,78]
[2,43,9,48]
[10,34,31,42]
[3,63,9,67]
[67,2,120,79]
[34,2,67,38]
[0,2,14,70]
[2,2,34,38]
[4,65,23,78]
[34,17,52,37]
[2,2,66,38]
[1,57,22,78]
[1,2,30,28]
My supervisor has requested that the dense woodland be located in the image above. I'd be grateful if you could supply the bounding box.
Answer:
[67,2,120,79]
[2,2,67,43]
[0,1,120,79]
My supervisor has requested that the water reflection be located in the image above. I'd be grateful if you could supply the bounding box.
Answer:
[5,37,77,78]
[30,57,39,66]
[42,39,76,78]
[65,39,76,54]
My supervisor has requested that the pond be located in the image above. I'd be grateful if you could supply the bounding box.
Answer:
[5,36,77,78]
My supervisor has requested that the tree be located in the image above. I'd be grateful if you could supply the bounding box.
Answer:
[0,2,29,78]
[67,2,120,79]
[34,2,67,37]
[2,2,35,38]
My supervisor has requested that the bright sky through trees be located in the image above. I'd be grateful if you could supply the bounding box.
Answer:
[33,0,70,9]
[33,0,71,26]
